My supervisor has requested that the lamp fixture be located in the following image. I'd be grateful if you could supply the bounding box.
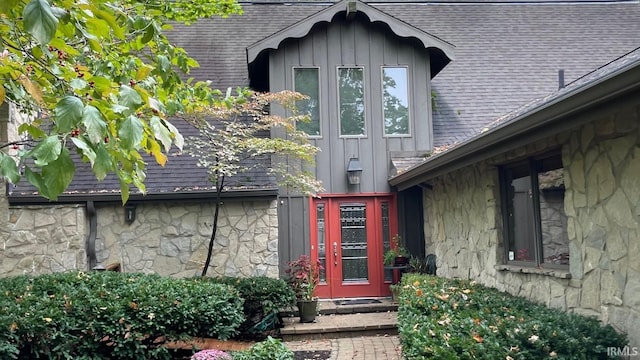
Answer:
[124,204,136,224]
[347,157,363,185]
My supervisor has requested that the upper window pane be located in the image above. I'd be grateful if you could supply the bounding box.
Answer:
[382,67,409,135]
[293,68,320,136]
[338,67,365,136]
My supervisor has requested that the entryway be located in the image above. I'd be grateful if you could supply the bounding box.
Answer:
[310,195,397,299]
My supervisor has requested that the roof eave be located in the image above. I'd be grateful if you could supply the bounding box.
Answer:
[389,61,640,191]
[246,0,455,68]
[7,188,280,206]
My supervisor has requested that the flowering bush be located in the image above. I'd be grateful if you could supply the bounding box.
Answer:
[285,255,322,300]
[191,349,232,360]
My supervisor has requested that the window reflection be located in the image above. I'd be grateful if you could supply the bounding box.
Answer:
[293,68,320,136]
[382,67,409,135]
[338,67,365,136]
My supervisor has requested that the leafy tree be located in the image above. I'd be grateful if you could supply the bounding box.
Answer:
[0,0,242,202]
[185,89,323,276]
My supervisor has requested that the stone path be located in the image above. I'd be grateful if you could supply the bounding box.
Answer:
[285,335,403,360]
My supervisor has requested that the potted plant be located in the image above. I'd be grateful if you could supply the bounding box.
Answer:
[389,284,401,303]
[285,254,322,323]
[383,234,410,266]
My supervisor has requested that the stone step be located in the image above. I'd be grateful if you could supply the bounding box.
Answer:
[280,298,398,341]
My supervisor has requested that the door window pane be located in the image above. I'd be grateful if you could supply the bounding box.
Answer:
[382,67,409,135]
[338,67,365,136]
[340,203,368,282]
[316,203,326,282]
[293,68,320,136]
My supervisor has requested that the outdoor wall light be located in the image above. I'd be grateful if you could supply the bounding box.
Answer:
[347,157,363,185]
[124,204,136,224]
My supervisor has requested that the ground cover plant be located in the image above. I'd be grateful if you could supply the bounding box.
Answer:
[398,274,628,359]
[0,271,244,359]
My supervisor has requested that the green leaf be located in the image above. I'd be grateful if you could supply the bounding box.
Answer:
[54,96,83,133]
[93,145,112,181]
[118,115,144,150]
[24,167,46,196]
[23,0,59,45]
[0,153,20,183]
[141,22,155,44]
[41,147,75,200]
[18,123,46,140]
[82,105,106,144]
[29,135,61,167]
[71,136,96,165]
[118,85,143,111]
[119,179,130,204]
[150,116,172,152]
[165,121,184,150]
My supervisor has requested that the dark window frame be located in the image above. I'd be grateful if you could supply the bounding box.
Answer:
[499,150,569,270]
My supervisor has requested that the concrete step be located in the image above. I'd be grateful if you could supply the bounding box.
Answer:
[280,298,398,341]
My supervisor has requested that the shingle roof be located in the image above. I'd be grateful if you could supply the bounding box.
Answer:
[10,0,640,199]
[389,45,640,189]
[170,0,640,146]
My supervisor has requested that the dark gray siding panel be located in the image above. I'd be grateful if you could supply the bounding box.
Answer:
[270,15,433,195]
[277,196,310,275]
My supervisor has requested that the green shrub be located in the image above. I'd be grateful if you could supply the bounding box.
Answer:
[398,274,628,360]
[0,271,245,359]
[205,276,295,336]
[232,336,293,360]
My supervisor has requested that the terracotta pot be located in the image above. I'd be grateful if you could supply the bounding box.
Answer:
[297,299,318,323]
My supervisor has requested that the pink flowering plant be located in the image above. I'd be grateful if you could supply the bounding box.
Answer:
[190,349,232,360]
[285,254,323,301]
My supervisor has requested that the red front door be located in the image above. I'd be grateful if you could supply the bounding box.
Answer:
[311,195,397,299]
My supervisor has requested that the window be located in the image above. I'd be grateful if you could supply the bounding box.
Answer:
[338,67,365,136]
[500,153,569,268]
[382,67,409,136]
[293,67,320,137]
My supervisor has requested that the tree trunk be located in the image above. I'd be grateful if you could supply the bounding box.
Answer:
[201,174,225,277]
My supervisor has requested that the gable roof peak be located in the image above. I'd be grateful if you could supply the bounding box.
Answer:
[246,0,455,76]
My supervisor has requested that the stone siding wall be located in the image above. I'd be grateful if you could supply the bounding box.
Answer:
[0,197,279,279]
[0,199,87,276]
[425,110,640,347]
[96,200,279,278]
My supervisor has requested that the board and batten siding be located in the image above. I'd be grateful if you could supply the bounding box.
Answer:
[270,14,435,274]
[270,14,434,195]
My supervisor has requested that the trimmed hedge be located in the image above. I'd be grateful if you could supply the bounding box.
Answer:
[205,276,296,337]
[398,274,628,359]
[0,271,244,359]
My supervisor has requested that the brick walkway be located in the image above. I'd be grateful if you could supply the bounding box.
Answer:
[286,335,403,360]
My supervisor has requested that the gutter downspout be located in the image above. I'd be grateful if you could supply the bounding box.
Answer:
[86,201,98,270]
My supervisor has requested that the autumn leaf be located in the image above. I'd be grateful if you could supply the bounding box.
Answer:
[436,293,449,301]
[43,317,52,323]
[415,288,423,296]
[472,333,483,343]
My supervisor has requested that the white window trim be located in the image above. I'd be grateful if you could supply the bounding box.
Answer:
[381,65,412,138]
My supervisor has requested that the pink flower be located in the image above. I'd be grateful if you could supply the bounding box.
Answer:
[191,349,232,360]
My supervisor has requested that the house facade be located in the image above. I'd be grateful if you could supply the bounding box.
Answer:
[1,1,640,340]
[390,50,640,348]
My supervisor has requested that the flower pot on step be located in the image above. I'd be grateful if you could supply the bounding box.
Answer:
[297,299,318,323]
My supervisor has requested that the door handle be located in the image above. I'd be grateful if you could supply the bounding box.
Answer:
[333,242,338,266]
